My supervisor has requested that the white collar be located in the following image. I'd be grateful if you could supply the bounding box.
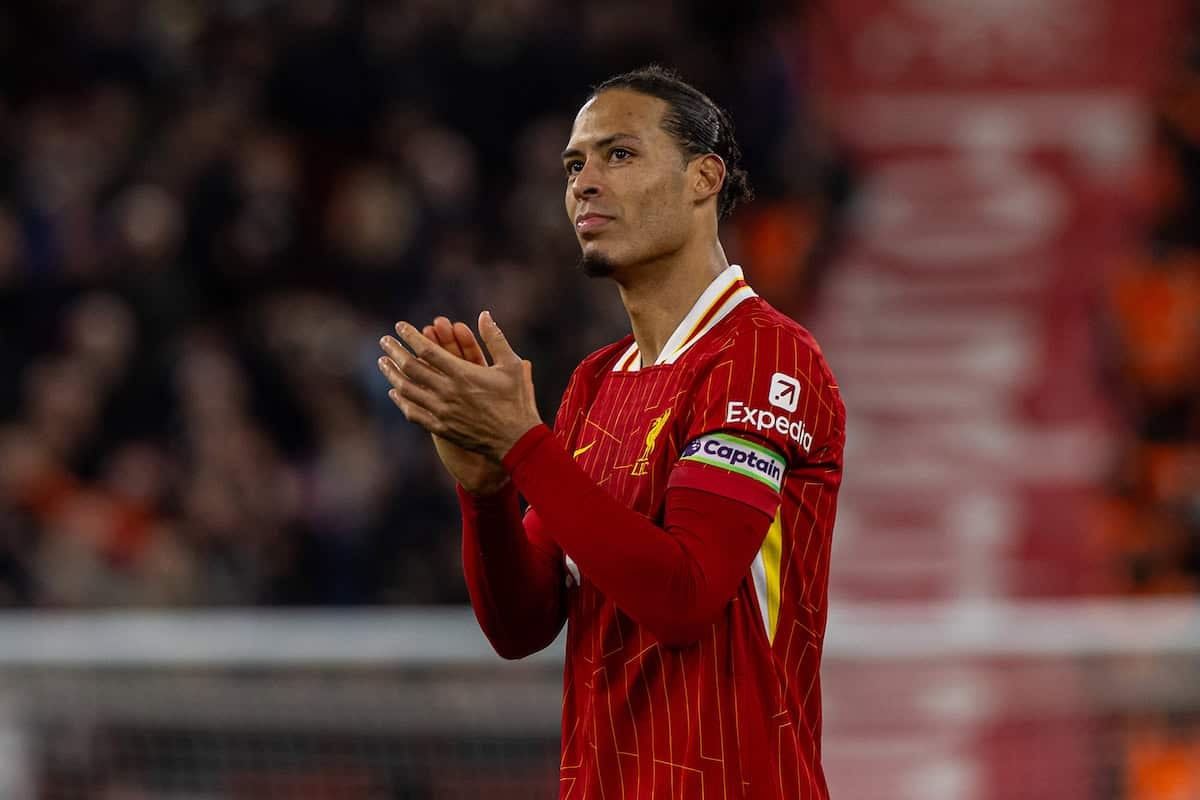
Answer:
[612,264,757,372]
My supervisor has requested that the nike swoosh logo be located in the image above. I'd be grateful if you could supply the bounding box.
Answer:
[572,442,596,459]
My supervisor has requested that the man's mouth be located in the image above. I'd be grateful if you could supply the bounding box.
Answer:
[576,213,614,232]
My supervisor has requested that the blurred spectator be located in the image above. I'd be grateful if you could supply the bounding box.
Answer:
[1097,8,1200,594]
[0,0,848,607]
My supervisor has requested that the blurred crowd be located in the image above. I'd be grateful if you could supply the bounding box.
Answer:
[0,0,849,607]
[1097,9,1200,597]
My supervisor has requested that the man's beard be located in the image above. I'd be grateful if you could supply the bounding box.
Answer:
[578,250,616,278]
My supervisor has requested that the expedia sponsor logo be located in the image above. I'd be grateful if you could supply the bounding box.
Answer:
[726,400,814,453]
[768,372,800,412]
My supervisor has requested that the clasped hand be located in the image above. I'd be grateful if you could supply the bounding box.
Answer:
[378,311,543,463]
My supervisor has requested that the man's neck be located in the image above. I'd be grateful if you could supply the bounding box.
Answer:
[616,242,729,367]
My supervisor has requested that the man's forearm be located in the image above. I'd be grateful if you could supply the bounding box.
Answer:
[502,425,770,647]
[459,483,566,659]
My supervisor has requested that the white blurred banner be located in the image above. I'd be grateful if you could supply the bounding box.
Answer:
[0,602,1196,799]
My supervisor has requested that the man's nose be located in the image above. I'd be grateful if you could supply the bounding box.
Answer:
[572,160,603,199]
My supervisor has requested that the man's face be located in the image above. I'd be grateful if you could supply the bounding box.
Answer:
[562,90,693,276]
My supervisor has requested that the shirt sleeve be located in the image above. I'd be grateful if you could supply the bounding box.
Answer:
[504,425,772,648]
[459,483,566,660]
[457,360,596,660]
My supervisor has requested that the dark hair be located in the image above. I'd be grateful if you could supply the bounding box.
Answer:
[590,65,753,220]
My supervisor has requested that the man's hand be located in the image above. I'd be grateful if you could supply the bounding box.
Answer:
[412,316,509,495]
[378,311,543,467]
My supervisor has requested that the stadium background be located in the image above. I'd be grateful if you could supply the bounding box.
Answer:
[0,0,1197,798]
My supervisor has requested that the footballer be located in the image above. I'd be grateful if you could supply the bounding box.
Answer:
[379,66,845,799]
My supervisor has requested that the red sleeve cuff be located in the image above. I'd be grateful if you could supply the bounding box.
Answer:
[667,461,780,518]
[456,480,518,511]
[501,423,555,473]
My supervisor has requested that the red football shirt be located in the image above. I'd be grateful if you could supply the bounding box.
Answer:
[540,265,846,799]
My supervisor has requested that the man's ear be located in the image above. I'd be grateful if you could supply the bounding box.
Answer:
[691,153,726,206]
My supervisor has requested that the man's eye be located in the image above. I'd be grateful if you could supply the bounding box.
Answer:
[565,160,584,176]
[611,148,631,161]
